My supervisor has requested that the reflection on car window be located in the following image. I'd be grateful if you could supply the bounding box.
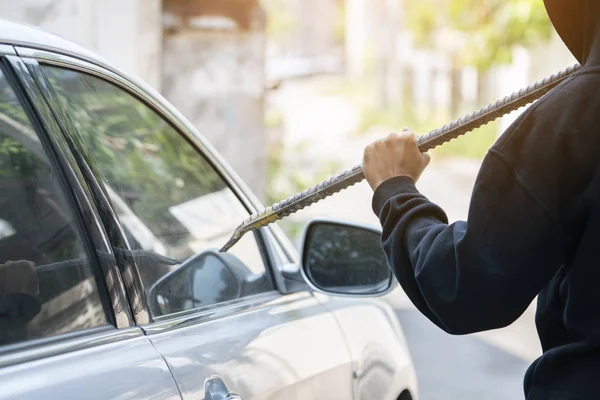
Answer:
[0,69,108,346]
[43,66,273,318]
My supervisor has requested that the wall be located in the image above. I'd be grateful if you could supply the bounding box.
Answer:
[162,7,267,199]
[2,0,268,199]
[0,0,163,89]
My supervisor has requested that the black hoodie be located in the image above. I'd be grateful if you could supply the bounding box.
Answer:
[373,1,600,398]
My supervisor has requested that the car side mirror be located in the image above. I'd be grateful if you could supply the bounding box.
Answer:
[301,219,394,297]
[148,250,243,317]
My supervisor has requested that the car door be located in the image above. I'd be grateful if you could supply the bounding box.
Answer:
[0,52,181,399]
[29,51,356,399]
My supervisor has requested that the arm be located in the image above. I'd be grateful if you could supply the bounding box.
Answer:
[364,132,564,334]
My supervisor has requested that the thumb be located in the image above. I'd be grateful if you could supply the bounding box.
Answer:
[422,152,431,166]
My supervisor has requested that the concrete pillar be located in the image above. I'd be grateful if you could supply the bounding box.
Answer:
[0,0,163,89]
[162,0,267,199]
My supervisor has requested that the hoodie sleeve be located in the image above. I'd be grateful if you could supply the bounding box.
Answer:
[373,148,564,335]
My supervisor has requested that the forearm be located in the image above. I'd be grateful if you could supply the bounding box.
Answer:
[373,155,564,334]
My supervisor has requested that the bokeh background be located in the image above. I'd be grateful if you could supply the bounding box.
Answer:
[0,1,577,398]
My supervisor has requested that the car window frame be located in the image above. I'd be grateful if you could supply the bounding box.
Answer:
[0,50,146,367]
[18,47,287,327]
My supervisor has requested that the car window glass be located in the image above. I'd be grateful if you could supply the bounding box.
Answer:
[153,254,241,316]
[0,68,109,346]
[43,66,273,318]
[191,255,239,304]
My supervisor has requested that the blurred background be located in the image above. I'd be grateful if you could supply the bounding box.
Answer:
[0,0,577,398]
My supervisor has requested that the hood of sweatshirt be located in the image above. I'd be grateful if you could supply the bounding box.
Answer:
[544,0,600,65]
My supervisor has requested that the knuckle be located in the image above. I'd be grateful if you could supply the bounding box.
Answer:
[386,133,400,146]
[403,135,417,146]
[403,131,416,140]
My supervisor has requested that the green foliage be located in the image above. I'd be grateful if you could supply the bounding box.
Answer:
[404,0,443,48]
[0,136,40,178]
[266,139,341,205]
[0,75,43,179]
[44,68,224,246]
[357,97,497,159]
[321,75,497,159]
[262,0,298,41]
[266,138,341,242]
[405,0,553,71]
[450,0,553,70]
[430,121,498,159]
[266,138,284,203]
[333,0,346,43]
[264,109,284,128]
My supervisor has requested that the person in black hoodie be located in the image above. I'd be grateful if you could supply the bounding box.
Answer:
[363,1,600,398]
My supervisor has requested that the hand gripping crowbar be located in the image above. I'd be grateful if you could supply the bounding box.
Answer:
[220,64,581,252]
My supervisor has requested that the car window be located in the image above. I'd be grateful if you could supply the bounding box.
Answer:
[42,66,274,318]
[0,68,109,346]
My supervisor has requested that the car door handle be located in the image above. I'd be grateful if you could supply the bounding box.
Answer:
[353,368,365,380]
[204,375,241,400]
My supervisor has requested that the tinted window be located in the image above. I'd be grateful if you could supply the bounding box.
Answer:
[153,253,241,315]
[0,69,108,345]
[304,223,391,294]
[43,67,273,318]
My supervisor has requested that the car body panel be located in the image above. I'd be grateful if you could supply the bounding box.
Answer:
[21,48,357,399]
[0,20,418,400]
[146,292,354,399]
[0,328,182,400]
[318,294,419,400]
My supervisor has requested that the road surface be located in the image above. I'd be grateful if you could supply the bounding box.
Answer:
[397,309,530,400]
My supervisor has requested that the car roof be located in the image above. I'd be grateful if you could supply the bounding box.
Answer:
[0,19,109,66]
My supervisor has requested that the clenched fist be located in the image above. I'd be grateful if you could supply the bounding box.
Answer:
[363,129,431,191]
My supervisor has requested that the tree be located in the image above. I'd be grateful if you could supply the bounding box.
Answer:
[405,0,553,107]
[448,0,552,71]
[262,0,297,48]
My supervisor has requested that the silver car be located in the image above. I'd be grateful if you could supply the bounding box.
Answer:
[0,20,417,400]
